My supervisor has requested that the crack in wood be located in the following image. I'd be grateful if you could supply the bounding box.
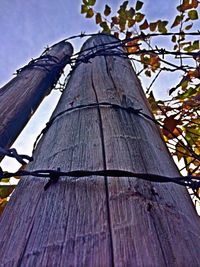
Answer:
[91,66,115,267]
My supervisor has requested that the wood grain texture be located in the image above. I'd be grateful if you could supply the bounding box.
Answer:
[0,41,73,152]
[0,35,200,267]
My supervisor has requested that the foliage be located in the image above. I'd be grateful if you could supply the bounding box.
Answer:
[80,0,200,201]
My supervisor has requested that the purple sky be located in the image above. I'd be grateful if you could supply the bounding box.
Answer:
[0,0,178,85]
[0,0,189,170]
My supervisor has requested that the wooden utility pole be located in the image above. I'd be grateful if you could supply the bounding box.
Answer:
[0,35,199,267]
[0,41,73,152]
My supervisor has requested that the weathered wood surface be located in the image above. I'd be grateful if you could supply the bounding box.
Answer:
[0,35,200,267]
[0,41,73,153]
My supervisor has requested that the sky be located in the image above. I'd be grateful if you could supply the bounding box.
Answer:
[0,0,186,171]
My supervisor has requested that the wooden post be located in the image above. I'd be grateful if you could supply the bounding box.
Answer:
[0,41,73,152]
[0,35,199,267]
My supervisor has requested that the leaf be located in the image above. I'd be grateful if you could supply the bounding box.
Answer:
[112,16,119,24]
[126,31,132,39]
[95,13,102,24]
[87,0,96,6]
[0,177,10,183]
[82,0,88,5]
[149,22,158,32]
[139,19,149,30]
[158,20,168,33]
[148,92,159,112]
[135,12,145,22]
[188,10,198,20]
[104,4,111,16]
[100,22,110,33]
[177,0,190,12]
[136,1,144,11]
[177,0,198,11]
[162,116,182,139]
[119,17,126,31]
[145,70,151,77]
[149,55,160,71]
[83,0,96,5]
[177,87,197,100]
[0,199,8,216]
[0,185,16,199]
[191,0,198,8]
[126,38,140,52]
[81,4,88,14]
[114,32,119,39]
[185,23,193,30]
[175,144,188,161]
[171,15,183,28]
[171,35,176,43]
[86,8,94,18]
[128,19,135,28]
[140,54,150,64]
[120,1,129,10]
[126,7,135,19]
[184,40,199,52]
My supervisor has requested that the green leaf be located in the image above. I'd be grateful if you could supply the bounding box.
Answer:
[87,0,96,6]
[86,8,94,18]
[158,20,168,33]
[192,40,199,50]
[95,13,102,24]
[82,0,88,5]
[100,22,111,33]
[81,4,88,14]
[177,87,197,99]
[119,17,126,31]
[0,185,15,199]
[126,7,135,19]
[136,1,144,11]
[188,9,198,20]
[104,4,111,16]
[120,1,129,10]
[184,40,199,52]
[171,15,183,28]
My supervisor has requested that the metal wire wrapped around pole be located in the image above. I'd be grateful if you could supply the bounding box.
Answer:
[0,41,73,158]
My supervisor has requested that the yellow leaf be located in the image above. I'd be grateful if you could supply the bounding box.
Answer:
[126,39,140,53]
[128,19,135,28]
